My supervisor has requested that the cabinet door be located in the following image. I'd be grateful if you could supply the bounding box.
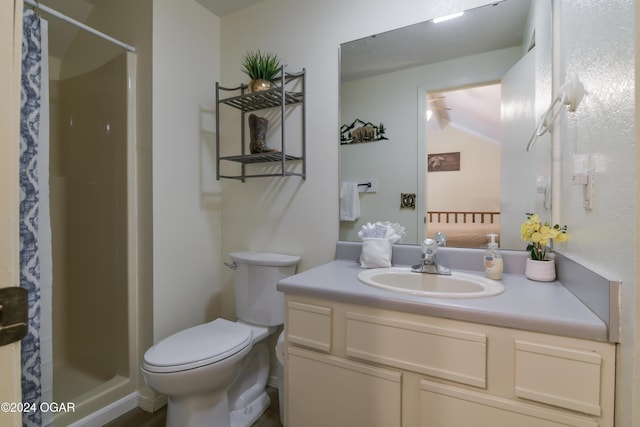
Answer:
[419,380,598,427]
[515,340,604,415]
[288,347,401,427]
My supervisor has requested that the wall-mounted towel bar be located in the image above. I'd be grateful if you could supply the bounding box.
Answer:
[356,179,377,193]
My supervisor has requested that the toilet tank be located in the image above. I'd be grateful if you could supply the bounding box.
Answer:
[229,251,300,326]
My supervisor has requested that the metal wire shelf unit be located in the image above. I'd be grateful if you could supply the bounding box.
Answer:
[215,67,306,181]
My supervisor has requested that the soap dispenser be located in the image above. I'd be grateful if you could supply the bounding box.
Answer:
[483,234,503,280]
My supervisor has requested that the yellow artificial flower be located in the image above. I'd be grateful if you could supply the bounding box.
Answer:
[554,231,569,242]
[520,213,568,260]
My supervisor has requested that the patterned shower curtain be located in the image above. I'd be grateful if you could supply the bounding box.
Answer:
[20,8,52,427]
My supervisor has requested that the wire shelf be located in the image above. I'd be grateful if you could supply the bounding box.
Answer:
[220,152,302,164]
[219,89,303,112]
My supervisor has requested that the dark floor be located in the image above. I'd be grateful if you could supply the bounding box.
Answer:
[103,387,282,427]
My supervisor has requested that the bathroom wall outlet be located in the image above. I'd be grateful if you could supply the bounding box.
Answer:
[543,186,551,210]
[583,169,594,209]
[572,174,588,185]
[536,175,547,194]
[572,153,593,209]
[572,153,589,184]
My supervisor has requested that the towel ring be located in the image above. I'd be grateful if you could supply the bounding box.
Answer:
[527,75,584,151]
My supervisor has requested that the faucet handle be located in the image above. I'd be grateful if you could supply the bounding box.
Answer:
[422,238,438,255]
[434,232,447,247]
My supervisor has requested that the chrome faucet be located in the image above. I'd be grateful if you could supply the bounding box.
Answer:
[411,237,451,275]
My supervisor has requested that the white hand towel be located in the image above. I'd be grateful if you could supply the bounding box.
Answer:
[339,182,360,221]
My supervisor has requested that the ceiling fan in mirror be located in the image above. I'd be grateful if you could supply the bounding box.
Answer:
[427,95,451,110]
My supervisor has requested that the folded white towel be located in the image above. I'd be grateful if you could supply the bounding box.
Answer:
[339,182,360,221]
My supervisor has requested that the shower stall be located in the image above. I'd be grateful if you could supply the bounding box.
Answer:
[18,2,140,423]
[49,50,138,426]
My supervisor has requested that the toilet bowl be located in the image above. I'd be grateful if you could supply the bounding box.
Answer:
[141,251,300,427]
[142,319,274,427]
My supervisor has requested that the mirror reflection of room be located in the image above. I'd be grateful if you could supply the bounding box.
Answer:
[339,0,551,249]
[425,83,501,248]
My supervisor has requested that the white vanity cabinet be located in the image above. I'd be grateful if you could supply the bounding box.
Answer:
[284,295,616,427]
[286,300,402,427]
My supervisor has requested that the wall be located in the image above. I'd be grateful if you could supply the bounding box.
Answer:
[152,0,222,342]
[554,1,637,426]
[427,125,500,212]
[500,0,552,250]
[220,0,638,426]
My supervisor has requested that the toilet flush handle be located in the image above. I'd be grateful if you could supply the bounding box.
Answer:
[224,261,237,270]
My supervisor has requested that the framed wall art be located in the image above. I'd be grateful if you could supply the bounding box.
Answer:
[427,152,460,172]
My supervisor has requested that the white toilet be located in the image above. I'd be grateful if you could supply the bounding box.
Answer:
[142,251,300,427]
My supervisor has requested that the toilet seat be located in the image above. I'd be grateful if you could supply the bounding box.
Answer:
[143,319,252,373]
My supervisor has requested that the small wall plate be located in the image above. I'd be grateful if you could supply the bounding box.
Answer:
[400,193,416,209]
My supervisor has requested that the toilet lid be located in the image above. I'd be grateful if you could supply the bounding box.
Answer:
[229,251,301,266]
[143,319,252,373]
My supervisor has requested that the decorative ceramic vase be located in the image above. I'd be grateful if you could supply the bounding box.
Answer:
[249,79,272,92]
[525,258,556,282]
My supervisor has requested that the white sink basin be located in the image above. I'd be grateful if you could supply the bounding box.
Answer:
[357,267,504,298]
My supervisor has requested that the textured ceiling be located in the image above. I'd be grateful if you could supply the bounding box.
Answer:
[341,0,532,82]
[195,0,262,17]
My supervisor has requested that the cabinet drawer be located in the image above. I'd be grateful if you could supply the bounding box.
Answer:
[286,301,332,352]
[515,340,603,415]
[346,312,487,388]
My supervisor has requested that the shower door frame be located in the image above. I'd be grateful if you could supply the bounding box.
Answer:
[52,52,140,426]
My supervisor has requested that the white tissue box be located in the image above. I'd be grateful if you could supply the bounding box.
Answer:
[360,238,392,268]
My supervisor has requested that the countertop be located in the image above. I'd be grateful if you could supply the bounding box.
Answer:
[278,259,609,342]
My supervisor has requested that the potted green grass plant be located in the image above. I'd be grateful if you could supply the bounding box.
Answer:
[241,50,281,92]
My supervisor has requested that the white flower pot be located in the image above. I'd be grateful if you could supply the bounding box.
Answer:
[525,258,556,282]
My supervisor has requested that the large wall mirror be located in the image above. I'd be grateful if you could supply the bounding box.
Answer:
[339,0,552,249]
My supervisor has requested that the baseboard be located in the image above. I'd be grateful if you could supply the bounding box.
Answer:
[268,374,282,390]
[138,391,168,413]
[66,392,138,427]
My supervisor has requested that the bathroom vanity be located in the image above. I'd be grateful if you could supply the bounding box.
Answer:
[278,244,617,427]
